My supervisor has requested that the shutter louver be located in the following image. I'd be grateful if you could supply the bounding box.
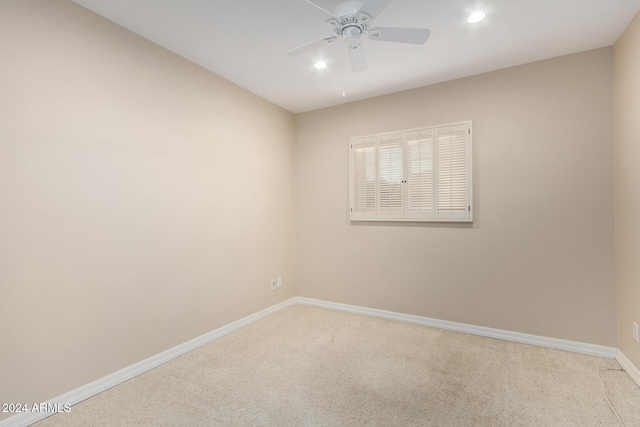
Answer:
[406,129,434,219]
[378,134,404,219]
[351,138,376,219]
[436,124,470,219]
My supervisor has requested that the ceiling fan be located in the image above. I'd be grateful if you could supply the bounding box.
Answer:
[286,0,430,72]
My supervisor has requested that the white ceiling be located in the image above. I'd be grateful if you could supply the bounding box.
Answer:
[72,0,640,113]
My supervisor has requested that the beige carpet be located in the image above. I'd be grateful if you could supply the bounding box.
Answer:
[36,304,640,426]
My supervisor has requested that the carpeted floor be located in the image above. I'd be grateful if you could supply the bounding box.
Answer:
[35,304,640,426]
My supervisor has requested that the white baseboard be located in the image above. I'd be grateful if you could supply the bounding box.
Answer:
[616,350,640,388]
[1,296,621,427]
[295,297,618,359]
[0,298,297,427]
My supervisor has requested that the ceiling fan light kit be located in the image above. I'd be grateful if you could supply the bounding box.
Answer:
[287,0,431,72]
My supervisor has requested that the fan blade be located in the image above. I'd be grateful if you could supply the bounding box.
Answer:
[349,44,367,72]
[304,0,338,18]
[368,27,430,44]
[286,36,337,56]
[357,0,392,20]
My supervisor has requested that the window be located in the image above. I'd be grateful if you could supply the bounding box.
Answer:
[350,121,472,222]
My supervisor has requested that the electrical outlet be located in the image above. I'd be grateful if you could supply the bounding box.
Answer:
[277,277,282,288]
[634,322,639,342]
[270,279,277,290]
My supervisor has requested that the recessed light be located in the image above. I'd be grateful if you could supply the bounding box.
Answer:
[467,10,486,24]
[314,60,327,69]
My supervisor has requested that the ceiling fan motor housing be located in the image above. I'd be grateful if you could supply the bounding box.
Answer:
[328,13,372,46]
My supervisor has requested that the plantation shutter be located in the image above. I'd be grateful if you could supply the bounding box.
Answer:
[351,137,377,219]
[377,133,404,219]
[435,123,471,219]
[405,129,435,219]
[349,121,472,222]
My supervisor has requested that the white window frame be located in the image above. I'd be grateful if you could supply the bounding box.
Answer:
[350,121,473,222]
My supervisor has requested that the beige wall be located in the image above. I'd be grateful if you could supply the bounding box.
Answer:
[295,48,616,347]
[0,0,295,417]
[614,12,640,369]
